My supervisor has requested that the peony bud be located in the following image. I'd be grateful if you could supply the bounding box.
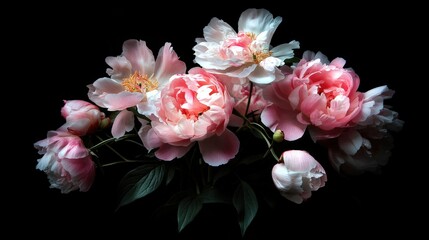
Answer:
[273,129,284,143]
[272,150,327,204]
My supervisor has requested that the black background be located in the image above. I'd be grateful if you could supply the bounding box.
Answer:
[12,1,423,239]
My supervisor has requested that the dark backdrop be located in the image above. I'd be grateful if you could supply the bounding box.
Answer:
[14,2,421,239]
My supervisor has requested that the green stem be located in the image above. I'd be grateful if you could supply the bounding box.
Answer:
[127,107,151,122]
[124,139,144,147]
[93,135,143,167]
[101,160,142,167]
[89,134,136,151]
[249,122,279,161]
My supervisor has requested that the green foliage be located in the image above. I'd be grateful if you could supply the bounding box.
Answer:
[177,195,203,232]
[117,164,166,209]
[233,180,258,236]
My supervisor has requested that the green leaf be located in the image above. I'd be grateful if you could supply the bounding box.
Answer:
[117,164,166,209]
[165,166,176,185]
[118,163,158,195]
[177,195,203,232]
[200,187,230,204]
[233,180,258,236]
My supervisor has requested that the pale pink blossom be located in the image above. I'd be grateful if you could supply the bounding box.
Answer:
[59,100,107,136]
[88,40,186,138]
[193,8,299,84]
[272,150,327,204]
[34,130,95,193]
[261,51,364,141]
[139,67,239,166]
[216,75,269,126]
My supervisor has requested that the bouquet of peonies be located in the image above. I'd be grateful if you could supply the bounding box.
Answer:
[33,8,403,236]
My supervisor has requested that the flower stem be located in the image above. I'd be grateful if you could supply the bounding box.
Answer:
[101,160,142,167]
[92,135,143,167]
[249,122,279,161]
[89,134,136,151]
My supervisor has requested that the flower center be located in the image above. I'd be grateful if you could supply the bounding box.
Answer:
[243,32,272,64]
[252,50,272,64]
[122,71,158,93]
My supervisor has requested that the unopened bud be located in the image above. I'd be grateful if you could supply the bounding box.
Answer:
[273,129,284,143]
[99,118,111,130]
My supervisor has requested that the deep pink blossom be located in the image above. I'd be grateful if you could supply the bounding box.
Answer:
[262,51,363,141]
[139,67,239,166]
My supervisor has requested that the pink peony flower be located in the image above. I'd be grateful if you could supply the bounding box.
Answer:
[261,51,364,141]
[87,40,186,138]
[139,67,239,166]
[34,130,95,193]
[59,100,107,136]
[272,150,327,204]
[193,8,299,84]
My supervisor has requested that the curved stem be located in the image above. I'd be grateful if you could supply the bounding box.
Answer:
[92,135,144,167]
[90,134,136,151]
[249,122,279,161]
[101,160,142,167]
[127,106,151,122]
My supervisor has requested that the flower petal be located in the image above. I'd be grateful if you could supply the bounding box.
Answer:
[122,39,155,76]
[155,143,194,161]
[261,105,307,141]
[198,129,239,166]
[111,110,135,138]
[338,130,363,155]
[154,42,186,84]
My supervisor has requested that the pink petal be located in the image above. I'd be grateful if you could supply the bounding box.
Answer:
[92,77,124,94]
[61,156,95,192]
[198,129,239,166]
[111,110,135,138]
[104,91,144,111]
[281,150,317,172]
[59,118,91,136]
[122,39,155,76]
[330,57,346,68]
[153,42,186,84]
[261,105,307,141]
[105,56,132,79]
[138,125,162,151]
[155,143,194,161]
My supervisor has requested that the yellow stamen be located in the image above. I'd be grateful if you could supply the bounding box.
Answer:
[244,32,272,64]
[121,71,158,93]
[253,50,272,64]
[245,32,257,40]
